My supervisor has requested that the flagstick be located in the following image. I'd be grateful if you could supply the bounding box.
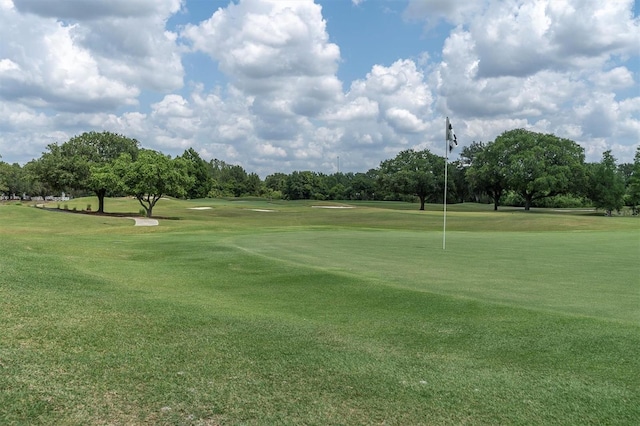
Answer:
[443,118,448,250]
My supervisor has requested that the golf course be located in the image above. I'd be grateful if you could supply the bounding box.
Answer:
[1,198,638,425]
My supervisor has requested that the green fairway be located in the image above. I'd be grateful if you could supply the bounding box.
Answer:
[1,200,639,425]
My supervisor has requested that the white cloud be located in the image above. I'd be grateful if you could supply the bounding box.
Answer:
[12,0,183,20]
[1,0,638,174]
[385,108,427,134]
[0,59,20,72]
[0,12,139,111]
[257,143,287,158]
[590,67,635,90]
[0,0,183,114]
[177,0,350,172]
[429,0,639,160]
[348,59,433,125]
[322,96,379,121]
[182,0,340,83]
[472,0,639,78]
[152,94,193,118]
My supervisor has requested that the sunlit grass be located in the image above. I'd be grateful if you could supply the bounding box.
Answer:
[1,200,638,424]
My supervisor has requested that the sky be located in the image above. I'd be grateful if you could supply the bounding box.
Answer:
[0,0,639,177]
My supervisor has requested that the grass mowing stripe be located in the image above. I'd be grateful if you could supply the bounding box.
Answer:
[1,203,639,424]
[228,229,639,323]
[2,258,638,424]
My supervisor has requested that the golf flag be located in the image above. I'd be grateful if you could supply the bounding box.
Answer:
[446,117,457,152]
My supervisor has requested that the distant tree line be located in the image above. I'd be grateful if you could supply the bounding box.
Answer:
[1,129,639,216]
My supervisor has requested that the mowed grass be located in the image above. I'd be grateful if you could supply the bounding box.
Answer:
[0,199,638,425]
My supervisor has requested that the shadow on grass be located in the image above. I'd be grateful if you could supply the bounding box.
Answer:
[34,205,180,220]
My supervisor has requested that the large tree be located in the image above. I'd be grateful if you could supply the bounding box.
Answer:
[494,129,585,211]
[465,141,508,210]
[34,131,139,212]
[627,147,640,214]
[180,148,213,199]
[0,160,9,194]
[351,170,377,201]
[208,159,261,197]
[284,171,325,200]
[22,160,53,200]
[586,150,626,215]
[378,149,447,210]
[116,150,193,218]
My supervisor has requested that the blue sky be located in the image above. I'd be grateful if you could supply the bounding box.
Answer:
[0,0,639,177]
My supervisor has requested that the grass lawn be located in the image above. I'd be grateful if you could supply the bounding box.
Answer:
[1,199,639,425]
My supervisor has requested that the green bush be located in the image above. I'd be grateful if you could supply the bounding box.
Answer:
[267,190,282,200]
[502,191,525,207]
[533,194,591,208]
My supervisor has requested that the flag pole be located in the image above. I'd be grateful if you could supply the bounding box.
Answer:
[443,117,448,250]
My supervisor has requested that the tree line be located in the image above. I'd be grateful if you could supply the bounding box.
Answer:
[1,129,639,216]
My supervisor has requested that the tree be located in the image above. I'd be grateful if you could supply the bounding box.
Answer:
[495,129,585,211]
[0,161,10,194]
[378,149,446,210]
[586,151,625,215]
[351,171,377,200]
[116,150,193,218]
[34,131,139,212]
[450,160,470,203]
[265,172,287,191]
[466,141,508,210]
[245,173,263,196]
[88,162,127,203]
[208,159,259,197]
[284,171,324,200]
[180,148,213,199]
[264,172,287,199]
[23,160,54,200]
[626,147,640,214]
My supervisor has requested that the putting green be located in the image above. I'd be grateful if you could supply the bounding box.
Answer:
[229,229,639,323]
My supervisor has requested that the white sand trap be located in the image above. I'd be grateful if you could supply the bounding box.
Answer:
[188,207,212,210]
[132,218,159,226]
[311,206,355,209]
[250,209,275,212]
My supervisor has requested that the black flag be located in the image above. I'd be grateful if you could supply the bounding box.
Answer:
[446,117,457,152]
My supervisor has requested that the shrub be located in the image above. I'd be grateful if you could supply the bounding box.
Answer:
[267,190,282,200]
[502,191,525,207]
[533,194,591,208]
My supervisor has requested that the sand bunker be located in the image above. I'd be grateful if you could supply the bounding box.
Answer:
[133,218,159,226]
[250,209,275,212]
[188,207,212,210]
[311,206,355,209]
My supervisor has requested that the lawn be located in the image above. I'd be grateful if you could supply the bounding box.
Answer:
[1,199,638,425]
